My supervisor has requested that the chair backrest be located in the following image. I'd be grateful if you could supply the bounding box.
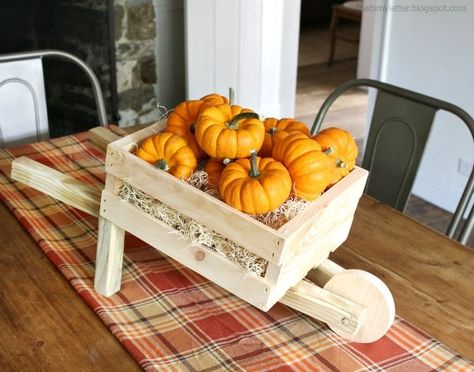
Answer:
[0,57,49,146]
[311,78,474,244]
[0,50,107,146]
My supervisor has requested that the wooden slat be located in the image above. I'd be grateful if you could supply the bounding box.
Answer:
[10,157,101,217]
[100,190,274,309]
[108,120,166,152]
[278,166,368,237]
[268,218,356,306]
[88,126,127,152]
[265,171,366,305]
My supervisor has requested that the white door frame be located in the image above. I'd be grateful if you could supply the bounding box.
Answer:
[184,0,301,118]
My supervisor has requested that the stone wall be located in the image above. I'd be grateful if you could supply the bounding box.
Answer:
[0,0,115,137]
[115,0,160,126]
[1,0,164,133]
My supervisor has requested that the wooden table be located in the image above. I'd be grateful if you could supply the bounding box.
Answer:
[1,141,473,370]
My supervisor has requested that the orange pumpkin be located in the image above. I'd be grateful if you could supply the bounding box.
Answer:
[136,132,197,179]
[219,151,292,214]
[166,94,228,160]
[204,158,232,186]
[313,127,358,183]
[259,118,310,157]
[195,104,265,159]
[200,93,229,107]
[272,133,334,201]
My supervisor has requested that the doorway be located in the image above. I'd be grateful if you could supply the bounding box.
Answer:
[295,0,368,162]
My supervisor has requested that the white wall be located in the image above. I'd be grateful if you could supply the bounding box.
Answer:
[184,0,301,118]
[357,0,386,79]
[369,0,474,213]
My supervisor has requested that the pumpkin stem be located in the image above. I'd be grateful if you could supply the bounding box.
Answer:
[223,158,232,165]
[324,147,334,155]
[248,150,260,178]
[190,123,196,134]
[155,159,170,171]
[227,112,260,129]
[228,87,235,106]
[336,159,347,169]
[268,127,278,135]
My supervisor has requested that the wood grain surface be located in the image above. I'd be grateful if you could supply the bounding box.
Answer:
[0,202,140,371]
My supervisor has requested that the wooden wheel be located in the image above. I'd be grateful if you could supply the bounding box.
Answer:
[324,269,395,343]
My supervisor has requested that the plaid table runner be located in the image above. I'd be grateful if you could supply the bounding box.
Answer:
[0,127,471,371]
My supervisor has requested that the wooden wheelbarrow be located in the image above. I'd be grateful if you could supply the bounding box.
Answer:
[11,123,395,343]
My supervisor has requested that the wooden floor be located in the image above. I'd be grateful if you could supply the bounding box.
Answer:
[295,59,368,140]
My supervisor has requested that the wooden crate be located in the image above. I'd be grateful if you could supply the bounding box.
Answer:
[101,121,368,311]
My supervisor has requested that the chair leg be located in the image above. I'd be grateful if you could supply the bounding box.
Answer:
[459,205,474,245]
[328,8,339,67]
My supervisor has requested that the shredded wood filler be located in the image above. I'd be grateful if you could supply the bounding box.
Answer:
[116,171,308,277]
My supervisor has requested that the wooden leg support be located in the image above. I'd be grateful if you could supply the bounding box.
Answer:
[94,216,125,297]
[11,156,126,297]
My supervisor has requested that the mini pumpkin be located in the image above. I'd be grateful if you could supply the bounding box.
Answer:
[259,118,310,157]
[166,93,228,160]
[272,133,334,201]
[313,127,358,183]
[204,158,232,186]
[200,93,230,107]
[136,132,197,179]
[195,104,265,159]
[219,151,292,215]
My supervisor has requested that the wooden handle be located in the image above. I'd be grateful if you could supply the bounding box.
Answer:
[280,279,366,338]
[10,157,101,217]
[88,127,126,153]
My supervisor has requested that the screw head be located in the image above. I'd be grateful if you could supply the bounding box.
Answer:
[194,250,205,261]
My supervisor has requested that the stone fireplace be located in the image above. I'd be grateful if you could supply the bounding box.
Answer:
[115,0,159,126]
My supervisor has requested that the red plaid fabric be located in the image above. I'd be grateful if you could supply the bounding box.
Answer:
[0,127,472,371]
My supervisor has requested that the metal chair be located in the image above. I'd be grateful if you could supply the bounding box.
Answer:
[311,78,474,245]
[0,50,107,146]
